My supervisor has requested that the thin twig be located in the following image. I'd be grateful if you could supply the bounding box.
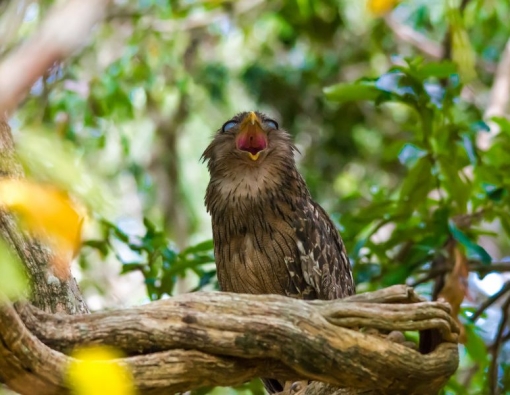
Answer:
[410,262,510,288]
[488,295,510,395]
[471,281,510,322]
[471,262,510,275]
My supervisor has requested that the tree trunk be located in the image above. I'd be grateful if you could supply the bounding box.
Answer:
[0,118,88,315]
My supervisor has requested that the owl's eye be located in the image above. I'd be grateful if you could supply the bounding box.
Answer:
[222,120,238,133]
[264,119,278,130]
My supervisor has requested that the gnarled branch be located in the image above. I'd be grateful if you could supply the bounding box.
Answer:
[0,285,459,395]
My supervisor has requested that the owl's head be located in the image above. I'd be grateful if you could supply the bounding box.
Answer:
[202,111,297,171]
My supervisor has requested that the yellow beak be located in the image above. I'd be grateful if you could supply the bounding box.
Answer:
[248,111,258,125]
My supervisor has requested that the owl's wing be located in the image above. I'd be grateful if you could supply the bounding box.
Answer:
[287,199,355,300]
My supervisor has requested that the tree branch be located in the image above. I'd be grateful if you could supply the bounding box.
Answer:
[410,262,510,288]
[471,281,510,322]
[488,294,510,394]
[0,286,459,395]
[0,0,112,117]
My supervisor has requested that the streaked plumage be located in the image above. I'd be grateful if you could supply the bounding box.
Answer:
[202,111,355,392]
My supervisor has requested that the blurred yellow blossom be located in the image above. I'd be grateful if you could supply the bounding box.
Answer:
[68,346,135,395]
[0,180,83,258]
[367,0,400,15]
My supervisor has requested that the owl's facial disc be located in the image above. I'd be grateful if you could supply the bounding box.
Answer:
[236,112,267,161]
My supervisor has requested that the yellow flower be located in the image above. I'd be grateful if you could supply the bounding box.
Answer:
[0,180,83,254]
[68,346,135,395]
[367,0,400,15]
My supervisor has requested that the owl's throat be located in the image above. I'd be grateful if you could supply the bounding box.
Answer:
[243,146,263,156]
[236,124,267,159]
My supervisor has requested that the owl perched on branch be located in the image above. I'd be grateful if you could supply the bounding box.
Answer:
[202,111,355,392]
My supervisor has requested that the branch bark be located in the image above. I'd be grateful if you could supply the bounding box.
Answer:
[0,286,459,395]
[0,118,88,315]
[0,0,111,117]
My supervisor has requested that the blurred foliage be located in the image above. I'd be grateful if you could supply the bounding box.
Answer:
[326,59,496,284]
[84,218,215,300]
[0,238,27,299]
[2,0,510,393]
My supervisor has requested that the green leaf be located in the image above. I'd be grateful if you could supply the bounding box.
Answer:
[482,183,505,202]
[439,158,470,211]
[499,212,510,238]
[415,61,457,80]
[445,378,469,395]
[0,239,27,298]
[470,120,490,133]
[491,116,510,134]
[143,217,157,234]
[181,239,214,255]
[448,5,477,82]
[398,156,434,207]
[463,322,489,364]
[120,262,145,274]
[381,264,413,287]
[461,134,477,165]
[160,271,176,295]
[192,270,217,291]
[323,82,380,102]
[83,240,109,257]
[448,221,492,264]
[101,220,130,243]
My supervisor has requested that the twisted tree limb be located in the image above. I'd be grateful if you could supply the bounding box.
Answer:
[0,286,459,395]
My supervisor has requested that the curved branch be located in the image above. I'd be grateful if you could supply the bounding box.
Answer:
[0,286,460,395]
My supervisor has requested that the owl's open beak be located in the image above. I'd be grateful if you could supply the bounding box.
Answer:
[236,112,267,161]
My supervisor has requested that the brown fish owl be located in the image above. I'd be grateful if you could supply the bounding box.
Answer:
[203,110,354,299]
[202,111,355,391]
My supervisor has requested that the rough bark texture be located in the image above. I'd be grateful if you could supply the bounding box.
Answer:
[1,286,459,395]
[0,118,88,315]
[0,117,89,394]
